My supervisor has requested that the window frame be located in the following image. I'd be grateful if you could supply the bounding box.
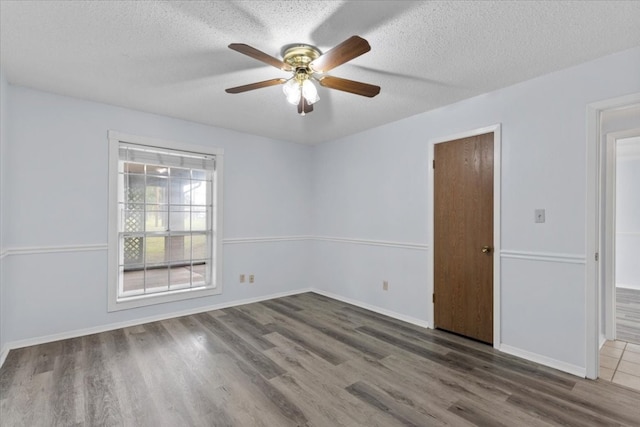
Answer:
[107,131,224,312]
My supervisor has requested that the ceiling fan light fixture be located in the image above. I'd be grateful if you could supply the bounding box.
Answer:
[283,78,301,105]
[302,79,319,105]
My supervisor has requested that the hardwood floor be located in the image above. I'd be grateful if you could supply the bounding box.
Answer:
[2,292,640,426]
[617,287,640,345]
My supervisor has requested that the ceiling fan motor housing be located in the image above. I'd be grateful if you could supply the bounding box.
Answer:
[282,44,322,76]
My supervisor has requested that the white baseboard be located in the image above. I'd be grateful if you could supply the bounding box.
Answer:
[0,345,9,369]
[310,288,431,329]
[0,288,312,368]
[498,344,586,378]
[599,334,607,349]
[616,284,640,291]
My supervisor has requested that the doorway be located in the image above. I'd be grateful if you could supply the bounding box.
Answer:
[586,94,640,380]
[605,133,640,344]
[428,125,501,347]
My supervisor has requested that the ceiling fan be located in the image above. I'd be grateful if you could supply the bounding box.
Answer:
[225,35,380,115]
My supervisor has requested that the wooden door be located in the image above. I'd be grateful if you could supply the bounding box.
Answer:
[434,133,494,344]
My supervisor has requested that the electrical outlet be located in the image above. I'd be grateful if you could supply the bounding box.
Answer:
[383,280,389,291]
[535,209,546,223]
[239,274,245,283]
[249,274,255,284]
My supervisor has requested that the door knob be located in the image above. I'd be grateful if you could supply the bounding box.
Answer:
[481,246,492,254]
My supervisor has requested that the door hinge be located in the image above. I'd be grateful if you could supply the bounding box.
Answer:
[432,293,435,303]
[432,159,435,169]
[595,252,599,261]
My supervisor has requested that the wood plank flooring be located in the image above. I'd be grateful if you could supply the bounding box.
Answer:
[617,287,640,345]
[2,292,640,426]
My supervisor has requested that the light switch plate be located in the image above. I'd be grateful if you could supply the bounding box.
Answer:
[535,209,545,223]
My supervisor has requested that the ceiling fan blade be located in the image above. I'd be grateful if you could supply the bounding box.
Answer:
[297,95,314,115]
[228,43,293,71]
[318,76,380,97]
[310,35,371,73]
[304,98,313,114]
[225,78,287,94]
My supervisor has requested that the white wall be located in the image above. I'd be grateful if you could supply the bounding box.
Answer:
[616,137,640,290]
[0,67,8,356]
[311,46,640,373]
[2,85,312,345]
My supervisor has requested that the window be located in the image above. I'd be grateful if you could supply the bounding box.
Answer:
[108,131,223,311]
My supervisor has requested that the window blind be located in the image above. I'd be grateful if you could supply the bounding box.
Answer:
[119,142,215,170]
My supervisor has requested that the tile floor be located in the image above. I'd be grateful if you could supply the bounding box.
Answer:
[599,340,640,391]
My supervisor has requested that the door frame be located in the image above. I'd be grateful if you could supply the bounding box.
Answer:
[604,127,640,343]
[427,124,502,349]
[586,92,640,379]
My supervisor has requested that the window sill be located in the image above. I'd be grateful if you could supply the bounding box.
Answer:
[107,284,221,312]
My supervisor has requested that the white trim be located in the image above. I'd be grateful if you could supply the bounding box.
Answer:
[313,236,428,250]
[0,345,9,369]
[617,284,640,290]
[107,130,225,312]
[499,344,586,378]
[599,334,607,350]
[2,244,108,256]
[586,93,640,380]
[616,231,640,236]
[224,236,311,244]
[0,288,312,368]
[427,124,502,350]
[500,250,586,264]
[604,131,618,341]
[0,250,7,260]
[311,289,431,329]
[605,128,640,341]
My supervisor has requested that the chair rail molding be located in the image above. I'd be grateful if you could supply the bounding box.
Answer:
[500,250,586,264]
[312,236,428,250]
[4,244,109,257]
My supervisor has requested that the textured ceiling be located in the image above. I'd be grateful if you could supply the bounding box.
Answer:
[1,1,639,144]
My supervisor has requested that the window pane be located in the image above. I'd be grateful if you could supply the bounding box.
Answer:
[192,170,206,180]
[191,181,209,206]
[125,175,145,204]
[145,267,169,293]
[146,165,168,176]
[146,207,167,232]
[124,208,144,233]
[145,236,166,264]
[191,207,207,231]
[183,235,193,260]
[192,234,207,259]
[171,167,191,178]
[167,235,189,262]
[124,162,144,174]
[123,268,145,293]
[169,206,190,232]
[170,265,191,289]
[170,178,192,205]
[123,238,144,265]
[146,176,168,204]
[191,262,207,287]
